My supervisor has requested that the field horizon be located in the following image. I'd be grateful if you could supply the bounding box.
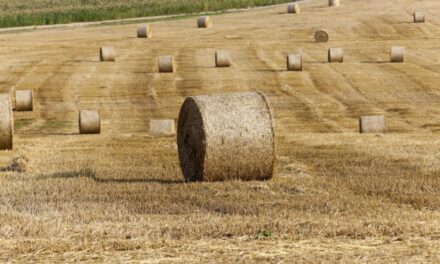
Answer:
[1,0,440,262]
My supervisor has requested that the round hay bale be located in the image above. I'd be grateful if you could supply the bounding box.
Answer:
[100,47,115,62]
[287,3,300,14]
[177,91,275,182]
[359,115,387,134]
[150,119,175,137]
[390,46,405,63]
[287,53,302,71]
[137,25,152,38]
[328,48,343,63]
[197,16,212,28]
[315,29,329,43]
[215,51,231,67]
[15,90,33,111]
[413,11,425,23]
[329,0,340,7]
[0,94,13,150]
[158,55,174,73]
[79,110,100,134]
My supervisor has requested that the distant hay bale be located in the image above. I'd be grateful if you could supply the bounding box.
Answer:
[329,0,340,7]
[215,51,231,67]
[390,46,405,63]
[328,48,343,63]
[413,11,425,23]
[177,91,275,182]
[158,55,174,73]
[79,110,100,134]
[14,90,33,111]
[149,119,175,137]
[315,29,329,43]
[287,3,300,14]
[137,25,152,38]
[287,53,302,71]
[0,94,13,150]
[359,115,387,134]
[100,47,115,62]
[197,16,212,28]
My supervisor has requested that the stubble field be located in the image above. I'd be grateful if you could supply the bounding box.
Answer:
[1,0,440,262]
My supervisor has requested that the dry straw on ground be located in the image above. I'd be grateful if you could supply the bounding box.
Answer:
[149,119,175,137]
[100,47,115,62]
[158,55,174,72]
[359,115,387,133]
[287,53,302,71]
[177,91,275,182]
[0,94,13,150]
[390,46,405,63]
[328,48,343,63]
[287,3,300,14]
[413,11,425,23]
[14,90,33,111]
[137,25,152,38]
[315,29,329,42]
[197,16,212,28]
[79,110,101,134]
[329,0,340,7]
[215,51,231,67]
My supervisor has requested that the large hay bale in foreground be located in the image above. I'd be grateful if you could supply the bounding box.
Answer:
[177,91,275,182]
[197,16,212,28]
[79,110,100,134]
[137,25,152,38]
[0,94,13,150]
[359,115,387,134]
[287,53,302,71]
[413,11,425,23]
[328,48,343,63]
[215,51,231,67]
[315,29,329,43]
[15,90,33,111]
[149,119,175,137]
[287,3,300,14]
[329,0,340,7]
[390,46,405,63]
[158,56,174,73]
[100,47,115,62]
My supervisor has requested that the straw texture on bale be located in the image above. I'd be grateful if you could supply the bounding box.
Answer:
[0,94,13,150]
[177,91,275,182]
[100,47,115,62]
[287,3,300,14]
[390,46,405,63]
[158,56,174,73]
[328,48,343,63]
[413,11,425,23]
[329,0,340,7]
[197,16,212,28]
[137,25,152,38]
[79,110,100,134]
[359,115,387,134]
[149,119,175,137]
[287,53,302,71]
[15,90,33,111]
[215,51,231,67]
[315,29,329,43]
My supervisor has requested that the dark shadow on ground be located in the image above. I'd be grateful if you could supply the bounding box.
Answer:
[36,168,183,184]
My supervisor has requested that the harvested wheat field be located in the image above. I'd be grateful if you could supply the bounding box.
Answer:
[1,0,440,262]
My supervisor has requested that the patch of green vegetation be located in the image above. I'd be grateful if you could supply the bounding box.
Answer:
[14,119,33,130]
[255,229,273,239]
[0,0,292,28]
[41,120,70,129]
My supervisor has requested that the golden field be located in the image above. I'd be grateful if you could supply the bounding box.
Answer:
[1,0,440,262]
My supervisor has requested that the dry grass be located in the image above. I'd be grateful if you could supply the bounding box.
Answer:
[1,0,440,262]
